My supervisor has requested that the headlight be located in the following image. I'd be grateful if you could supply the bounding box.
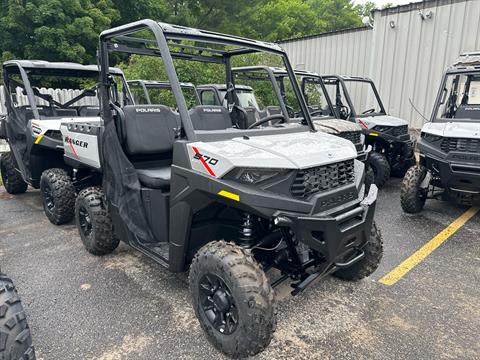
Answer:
[421,132,442,143]
[224,168,286,184]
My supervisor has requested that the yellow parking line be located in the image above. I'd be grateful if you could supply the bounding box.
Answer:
[379,207,479,286]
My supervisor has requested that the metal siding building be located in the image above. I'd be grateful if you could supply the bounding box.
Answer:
[280,0,480,129]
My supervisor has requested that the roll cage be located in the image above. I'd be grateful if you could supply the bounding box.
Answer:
[98,19,314,142]
[320,75,387,118]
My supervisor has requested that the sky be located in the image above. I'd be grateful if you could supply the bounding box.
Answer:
[353,0,414,8]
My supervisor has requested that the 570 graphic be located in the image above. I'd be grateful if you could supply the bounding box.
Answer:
[193,152,219,166]
[192,146,219,177]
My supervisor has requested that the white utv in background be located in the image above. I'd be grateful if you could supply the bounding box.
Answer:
[0,61,132,224]
[66,20,383,358]
[401,52,480,213]
[322,75,416,188]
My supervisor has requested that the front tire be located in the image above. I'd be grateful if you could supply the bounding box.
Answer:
[369,152,391,188]
[364,164,375,194]
[189,241,275,358]
[400,165,428,214]
[333,222,383,281]
[0,152,28,194]
[0,274,36,360]
[40,168,76,225]
[75,187,119,255]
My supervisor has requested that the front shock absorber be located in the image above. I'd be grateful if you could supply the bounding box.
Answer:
[238,212,258,247]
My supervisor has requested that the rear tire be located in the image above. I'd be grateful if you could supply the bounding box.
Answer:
[189,241,275,358]
[75,187,119,255]
[333,222,383,281]
[400,165,428,214]
[0,274,36,360]
[0,152,28,195]
[40,168,75,225]
[369,152,390,188]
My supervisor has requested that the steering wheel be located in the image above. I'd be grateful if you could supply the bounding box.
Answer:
[309,109,324,117]
[339,105,351,120]
[362,108,376,114]
[285,104,295,118]
[247,114,286,129]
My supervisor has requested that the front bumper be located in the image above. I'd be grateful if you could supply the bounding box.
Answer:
[421,153,480,193]
[419,139,480,193]
[274,185,378,266]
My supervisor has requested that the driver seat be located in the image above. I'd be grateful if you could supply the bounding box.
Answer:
[120,105,180,189]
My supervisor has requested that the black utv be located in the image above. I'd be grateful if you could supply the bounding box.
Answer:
[321,75,416,187]
[401,52,480,212]
[67,20,383,358]
[0,61,131,224]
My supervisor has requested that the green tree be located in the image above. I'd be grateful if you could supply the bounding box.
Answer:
[354,1,377,18]
[0,0,119,64]
[111,0,169,25]
[248,0,321,41]
[307,0,363,32]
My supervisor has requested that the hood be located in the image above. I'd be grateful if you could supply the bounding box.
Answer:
[313,118,362,134]
[422,121,480,139]
[360,115,408,128]
[187,131,357,178]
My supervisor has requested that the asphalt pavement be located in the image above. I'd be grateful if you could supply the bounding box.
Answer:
[0,178,479,360]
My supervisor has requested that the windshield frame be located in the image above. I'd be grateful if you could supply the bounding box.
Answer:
[431,68,480,123]
[231,66,291,119]
[298,74,336,120]
[321,75,386,118]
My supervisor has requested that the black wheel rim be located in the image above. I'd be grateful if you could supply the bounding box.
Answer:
[78,206,92,237]
[199,274,238,335]
[42,183,55,211]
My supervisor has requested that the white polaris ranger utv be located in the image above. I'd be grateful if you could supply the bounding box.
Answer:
[0,61,132,224]
[401,52,480,213]
[322,75,416,187]
[65,20,383,358]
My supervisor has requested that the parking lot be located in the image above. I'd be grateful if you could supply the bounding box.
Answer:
[0,179,479,360]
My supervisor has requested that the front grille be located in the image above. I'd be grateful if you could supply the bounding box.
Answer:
[392,125,408,137]
[44,130,63,141]
[441,137,480,153]
[338,131,361,145]
[374,125,408,137]
[291,160,355,199]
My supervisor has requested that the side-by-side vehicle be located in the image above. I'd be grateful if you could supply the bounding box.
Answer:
[62,20,382,357]
[401,52,480,212]
[321,75,416,187]
[0,61,131,224]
